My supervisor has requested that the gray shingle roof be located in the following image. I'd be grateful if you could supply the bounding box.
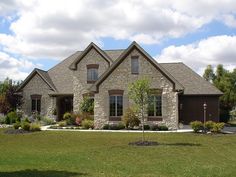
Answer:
[160,63,222,95]
[19,43,222,96]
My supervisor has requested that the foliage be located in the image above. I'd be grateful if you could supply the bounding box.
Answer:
[5,111,18,124]
[58,121,67,127]
[23,117,31,123]
[30,123,41,131]
[128,78,150,141]
[81,119,94,129]
[230,107,236,120]
[13,122,21,129]
[122,108,140,129]
[158,125,168,131]
[0,116,5,124]
[143,124,150,130]
[150,124,159,131]
[80,96,94,114]
[0,78,22,114]
[203,65,236,122]
[190,121,204,133]
[105,123,125,130]
[205,121,214,131]
[63,112,76,125]
[75,117,82,126]
[21,122,30,131]
[211,122,225,133]
[41,117,55,125]
[103,124,109,130]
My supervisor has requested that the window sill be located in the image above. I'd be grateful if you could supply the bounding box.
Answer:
[131,72,139,75]
[87,80,96,84]
[147,117,163,121]
[109,116,121,121]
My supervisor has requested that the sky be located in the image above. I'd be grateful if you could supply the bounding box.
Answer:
[0,0,236,81]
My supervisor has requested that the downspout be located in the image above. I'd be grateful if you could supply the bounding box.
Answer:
[176,90,184,129]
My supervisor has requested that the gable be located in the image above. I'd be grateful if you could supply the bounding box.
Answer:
[90,42,183,93]
[69,42,113,70]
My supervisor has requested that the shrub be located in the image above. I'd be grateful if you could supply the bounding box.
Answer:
[103,124,109,130]
[13,122,21,129]
[211,122,225,133]
[143,124,150,130]
[63,112,76,125]
[122,108,140,129]
[75,117,82,126]
[58,121,67,127]
[23,117,30,123]
[0,116,5,124]
[117,122,125,130]
[41,117,55,125]
[158,125,168,131]
[81,119,94,129]
[190,121,203,133]
[6,111,18,124]
[30,123,41,131]
[150,124,159,131]
[21,122,30,131]
[80,96,94,114]
[108,123,125,130]
[205,121,214,131]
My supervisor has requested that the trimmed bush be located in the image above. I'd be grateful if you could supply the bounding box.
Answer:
[63,112,72,120]
[158,125,168,131]
[122,108,140,129]
[30,123,41,131]
[143,124,150,130]
[205,121,214,131]
[190,121,203,133]
[58,121,67,127]
[81,119,94,129]
[13,122,21,129]
[211,122,225,133]
[103,124,109,130]
[5,111,18,124]
[150,124,159,131]
[21,122,30,131]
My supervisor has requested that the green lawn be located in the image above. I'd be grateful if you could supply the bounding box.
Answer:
[0,129,235,177]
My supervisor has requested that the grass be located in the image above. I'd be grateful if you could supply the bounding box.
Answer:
[0,129,235,177]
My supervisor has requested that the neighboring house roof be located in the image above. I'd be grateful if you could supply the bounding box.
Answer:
[69,42,114,70]
[160,63,223,95]
[90,41,184,93]
[17,68,57,92]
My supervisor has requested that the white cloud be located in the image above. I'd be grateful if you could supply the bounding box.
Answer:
[157,35,236,74]
[0,51,36,80]
[1,0,236,59]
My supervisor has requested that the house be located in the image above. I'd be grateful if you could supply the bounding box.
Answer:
[17,41,222,129]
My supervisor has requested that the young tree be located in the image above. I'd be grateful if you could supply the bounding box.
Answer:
[128,78,150,142]
[203,65,215,82]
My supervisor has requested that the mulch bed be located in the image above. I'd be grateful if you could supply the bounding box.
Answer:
[129,140,159,146]
[4,129,32,134]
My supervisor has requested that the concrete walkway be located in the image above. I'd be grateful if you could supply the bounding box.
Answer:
[41,125,193,133]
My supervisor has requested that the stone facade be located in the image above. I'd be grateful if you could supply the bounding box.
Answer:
[21,74,55,117]
[73,48,110,112]
[94,48,179,130]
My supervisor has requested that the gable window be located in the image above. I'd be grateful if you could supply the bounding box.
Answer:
[109,90,124,121]
[148,90,162,117]
[31,95,41,113]
[87,64,99,83]
[131,56,139,74]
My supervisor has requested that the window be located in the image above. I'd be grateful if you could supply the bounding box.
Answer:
[131,56,139,74]
[87,64,99,83]
[31,95,41,113]
[109,95,123,117]
[148,95,162,117]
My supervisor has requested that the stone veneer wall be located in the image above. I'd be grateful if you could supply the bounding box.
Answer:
[21,74,55,117]
[94,48,179,130]
[73,48,110,112]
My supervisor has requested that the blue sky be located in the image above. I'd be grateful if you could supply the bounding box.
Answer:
[0,0,236,81]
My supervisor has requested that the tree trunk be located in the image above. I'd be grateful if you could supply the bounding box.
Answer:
[141,106,144,142]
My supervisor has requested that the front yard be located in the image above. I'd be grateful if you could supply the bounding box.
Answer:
[0,130,235,177]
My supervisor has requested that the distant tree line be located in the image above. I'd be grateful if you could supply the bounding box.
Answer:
[203,64,236,122]
[0,78,22,114]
